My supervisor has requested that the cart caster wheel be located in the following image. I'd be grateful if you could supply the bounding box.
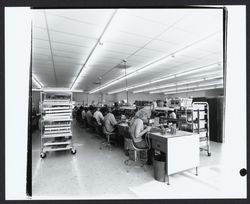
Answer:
[71,149,77,155]
[208,152,211,156]
[40,152,46,159]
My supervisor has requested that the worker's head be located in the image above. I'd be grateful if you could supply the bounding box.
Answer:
[89,105,94,112]
[101,107,109,115]
[135,109,148,122]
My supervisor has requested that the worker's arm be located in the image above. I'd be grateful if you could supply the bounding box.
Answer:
[134,121,151,138]
[99,112,104,121]
[110,114,117,126]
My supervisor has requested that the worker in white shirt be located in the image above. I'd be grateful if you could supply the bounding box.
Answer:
[93,107,104,126]
[103,107,117,133]
[93,107,104,136]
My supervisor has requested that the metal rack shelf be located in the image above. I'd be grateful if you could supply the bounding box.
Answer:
[40,91,76,158]
[192,102,211,156]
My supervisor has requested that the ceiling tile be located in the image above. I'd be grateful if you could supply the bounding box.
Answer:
[46,9,114,27]
[46,14,105,39]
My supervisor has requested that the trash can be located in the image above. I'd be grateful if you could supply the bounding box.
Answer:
[153,154,166,182]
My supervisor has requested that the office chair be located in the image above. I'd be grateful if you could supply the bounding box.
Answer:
[124,137,149,173]
[99,126,116,151]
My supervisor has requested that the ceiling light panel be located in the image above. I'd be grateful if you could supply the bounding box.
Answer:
[52,49,87,59]
[101,42,139,54]
[52,53,85,62]
[46,9,113,27]
[46,13,109,39]
[108,11,169,39]
[33,27,48,40]
[32,38,51,50]
[32,59,53,67]
[54,67,80,75]
[134,48,166,59]
[125,55,151,65]
[53,55,84,65]
[126,9,186,27]
[32,47,51,55]
[133,75,223,93]
[50,41,91,56]
[150,79,223,94]
[104,30,151,48]
[32,54,52,61]
[49,31,97,48]
[157,27,199,45]
[144,39,179,53]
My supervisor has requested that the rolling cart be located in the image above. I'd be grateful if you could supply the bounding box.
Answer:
[40,91,76,158]
[192,102,211,156]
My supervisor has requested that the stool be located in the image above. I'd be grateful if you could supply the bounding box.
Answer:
[124,139,149,172]
[100,126,116,151]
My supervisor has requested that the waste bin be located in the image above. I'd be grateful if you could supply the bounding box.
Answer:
[153,154,166,182]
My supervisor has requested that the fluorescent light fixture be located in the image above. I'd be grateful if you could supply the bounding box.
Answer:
[32,75,43,88]
[42,88,83,92]
[164,85,223,95]
[150,80,223,94]
[90,75,126,94]
[133,72,223,93]
[70,9,118,91]
[107,63,221,95]
[89,31,222,94]
[175,63,222,78]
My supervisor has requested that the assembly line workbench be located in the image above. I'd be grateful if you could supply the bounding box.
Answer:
[149,130,200,185]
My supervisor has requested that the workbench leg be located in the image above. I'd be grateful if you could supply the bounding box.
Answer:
[196,167,198,176]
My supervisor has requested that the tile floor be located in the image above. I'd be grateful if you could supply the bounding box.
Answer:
[31,120,234,199]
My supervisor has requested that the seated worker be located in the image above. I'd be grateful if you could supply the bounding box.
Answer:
[103,107,117,133]
[129,110,151,148]
[81,107,88,128]
[93,107,104,126]
[86,105,94,127]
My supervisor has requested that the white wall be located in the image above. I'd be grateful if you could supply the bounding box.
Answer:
[73,92,115,105]
[167,88,224,98]
[72,92,163,106]
[114,92,165,104]
[5,8,31,199]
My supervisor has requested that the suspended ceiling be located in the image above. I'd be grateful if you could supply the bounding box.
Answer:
[32,8,224,95]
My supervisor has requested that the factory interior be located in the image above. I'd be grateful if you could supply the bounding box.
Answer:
[24,8,245,199]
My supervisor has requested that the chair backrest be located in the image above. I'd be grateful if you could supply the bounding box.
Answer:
[126,138,149,151]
